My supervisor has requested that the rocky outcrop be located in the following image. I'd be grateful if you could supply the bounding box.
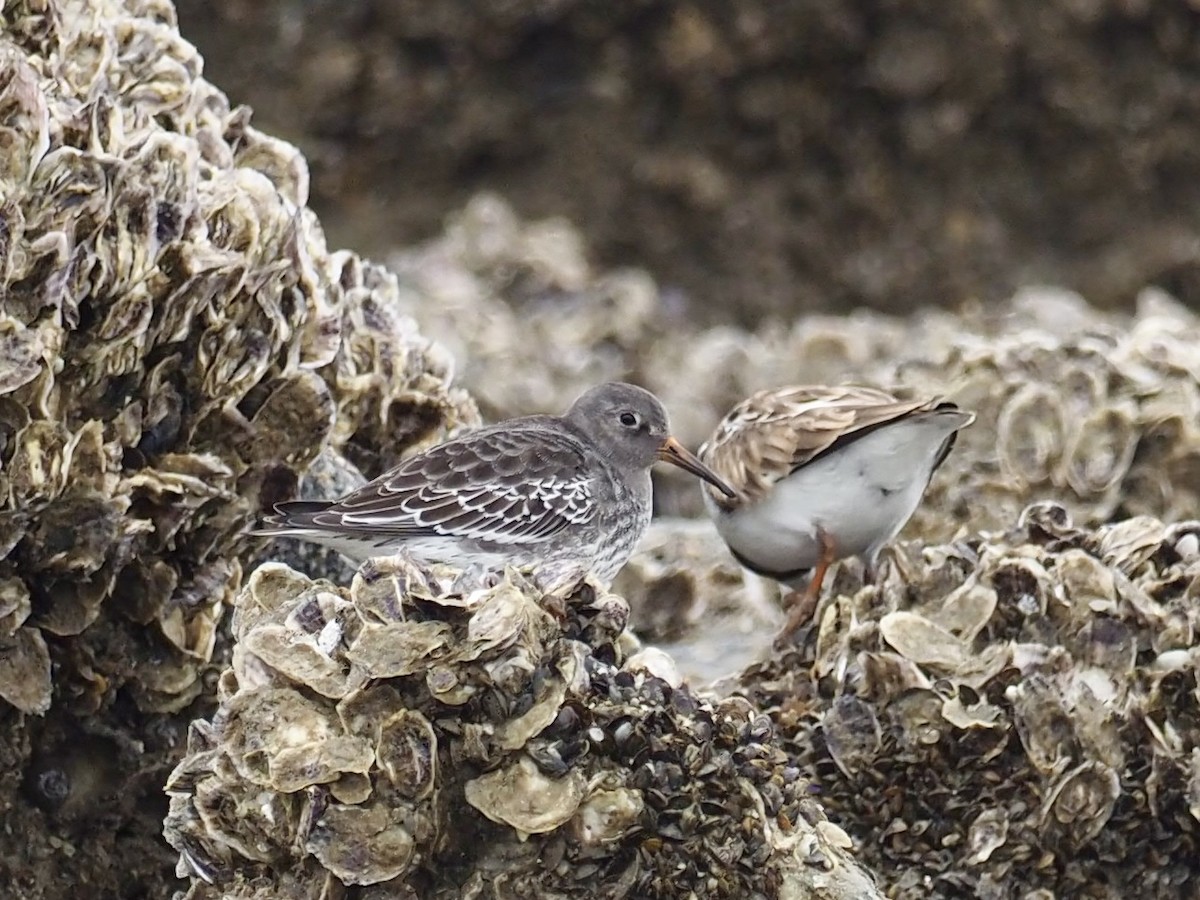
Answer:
[736,503,1200,898]
[5,2,1200,899]
[164,558,882,899]
[0,1,472,896]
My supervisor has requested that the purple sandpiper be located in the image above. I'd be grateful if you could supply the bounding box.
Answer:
[698,384,975,643]
[254,382,736,586]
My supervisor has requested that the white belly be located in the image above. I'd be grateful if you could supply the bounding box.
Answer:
[704,414,959,577]
[276,531,517,570]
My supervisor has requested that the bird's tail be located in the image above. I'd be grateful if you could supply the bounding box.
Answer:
[928,402,976,472]
[249,500,335,536]
[932,400,976,428]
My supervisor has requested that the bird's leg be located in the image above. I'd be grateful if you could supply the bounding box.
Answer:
[774,527,836,648]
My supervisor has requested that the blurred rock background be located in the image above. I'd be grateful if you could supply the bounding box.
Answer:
[175,0,1200,325]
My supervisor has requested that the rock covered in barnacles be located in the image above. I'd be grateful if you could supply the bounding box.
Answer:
[882,287,1200,541]
[0,4,473,895]
[735,502,1200,898]
[0,0,474,721]
[165,557,883,899]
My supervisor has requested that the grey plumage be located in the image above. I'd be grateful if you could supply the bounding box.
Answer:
[253,382,734,586]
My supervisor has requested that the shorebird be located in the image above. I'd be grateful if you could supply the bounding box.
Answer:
[253,382,736,586]
[698,385,974,643]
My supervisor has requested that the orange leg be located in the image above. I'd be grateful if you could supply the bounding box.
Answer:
[774,527,836,648]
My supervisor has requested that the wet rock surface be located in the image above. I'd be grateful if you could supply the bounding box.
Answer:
[734,503,1200,898]
[612,519,780,685]
[0,1,471,896]
[165,558,881,899]
[174,0,1200,324]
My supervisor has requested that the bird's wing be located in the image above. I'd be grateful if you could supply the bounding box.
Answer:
[700,385,938,505]
[300,423,597,545]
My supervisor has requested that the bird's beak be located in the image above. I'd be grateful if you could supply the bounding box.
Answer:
[657,436,737,498]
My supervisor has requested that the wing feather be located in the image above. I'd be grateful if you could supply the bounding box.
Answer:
[305,421,597,544]
[700,385,945,506]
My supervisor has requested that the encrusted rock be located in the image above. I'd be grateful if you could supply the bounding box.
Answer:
[735,503,1200,898]
[0,2,473,897]
[165,557,883,898]
[885,288,1200,541]
[0,0,474,717]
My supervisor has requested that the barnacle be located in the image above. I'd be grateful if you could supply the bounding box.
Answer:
[164,557,882,898]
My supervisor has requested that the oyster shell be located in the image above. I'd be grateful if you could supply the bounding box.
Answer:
[0,626,52,714]
[304,801,415,886]
[220,687,374,792]
[738,503,1200,897]
[571,779,645,846]
[465,754,588,838]
[166,558,882,897]
[376,710,437,800]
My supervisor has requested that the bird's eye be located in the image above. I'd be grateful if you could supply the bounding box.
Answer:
[619,411,639,428]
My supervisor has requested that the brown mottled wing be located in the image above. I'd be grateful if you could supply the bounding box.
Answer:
[303,420,597,544]
[699,385,936,506]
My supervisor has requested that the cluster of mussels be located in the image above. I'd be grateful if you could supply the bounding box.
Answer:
[164,557,880,899]
[734,502,1200,898]
[0,0,474,719]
